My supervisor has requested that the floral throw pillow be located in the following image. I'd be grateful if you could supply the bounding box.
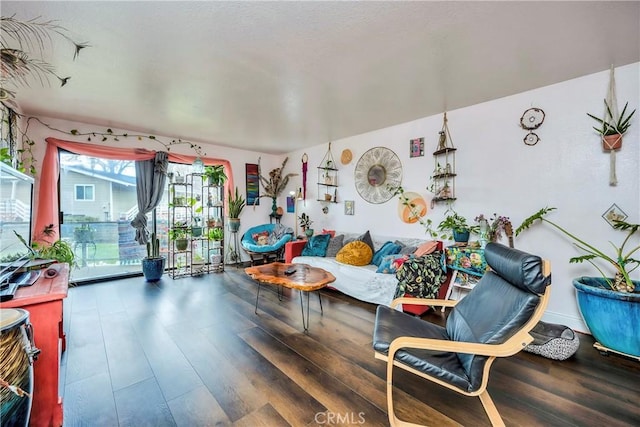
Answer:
[376,254,412,274]
[394,252,446,299]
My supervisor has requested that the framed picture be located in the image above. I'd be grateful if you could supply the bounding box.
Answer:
[245,163,260,206]
[286,196,295,213]
[602,203,627,227]
[410,137,424,158]
[345,200,354,215]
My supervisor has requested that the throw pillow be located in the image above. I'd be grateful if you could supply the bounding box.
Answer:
[372,241,403,266]
[301,233,331,257]
[355,230,375,253]
[336,241,373,266]
[252,231,269,244]
[376,254,412,274]
[413,240,439,257]
[395,252,446,299]
[325,234,345,257]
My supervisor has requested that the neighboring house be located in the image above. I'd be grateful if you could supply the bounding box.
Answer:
[60,165,138,221]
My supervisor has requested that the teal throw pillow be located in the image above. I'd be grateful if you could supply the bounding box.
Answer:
[301,233,331,257]
[372,241,403,266]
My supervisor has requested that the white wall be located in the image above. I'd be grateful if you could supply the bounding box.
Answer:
[24,116,284,263]
[22,64,639,330]
[284,63,639,332]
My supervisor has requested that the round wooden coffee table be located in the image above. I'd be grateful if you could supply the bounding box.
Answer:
[244,262,335,332]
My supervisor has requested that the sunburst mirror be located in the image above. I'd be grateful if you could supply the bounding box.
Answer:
[354,147,402,204]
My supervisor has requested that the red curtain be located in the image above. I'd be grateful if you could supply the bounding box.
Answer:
[34,137,233,241]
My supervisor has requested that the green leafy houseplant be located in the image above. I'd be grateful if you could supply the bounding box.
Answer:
[437,212,479,242]
[14,224,76,267]
[208,227,224,241]
[204,165,227,186]
[516,207,639,293]
[587,100,636,136]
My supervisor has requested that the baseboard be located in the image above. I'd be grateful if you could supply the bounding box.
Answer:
[542,310,589,334]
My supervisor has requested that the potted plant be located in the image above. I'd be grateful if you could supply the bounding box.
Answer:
[516,207,639,357]
[438,212,476,243]
[14,224,76,267]
[191,217,203,237]
[587,100,636,150]
[204,165,227,186]
[169,224,189,251]
[227,186,245,233]
[209,227,224,249]
[142,232,165,281]
[299,213,313,237]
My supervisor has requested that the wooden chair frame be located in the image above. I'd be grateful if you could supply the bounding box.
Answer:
[374,260,551,427]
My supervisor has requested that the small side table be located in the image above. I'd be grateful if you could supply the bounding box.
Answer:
[443,245,488,303]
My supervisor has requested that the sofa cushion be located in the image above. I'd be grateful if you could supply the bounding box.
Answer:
[376,254,412,274]
[395,252,446,299]
[372,241,403,266]
[413,240,439,256]
[336,241,373,266]
[252,230,270,245]
[301,233,331,257]
[356,230,375,253]
[325,234,345,257]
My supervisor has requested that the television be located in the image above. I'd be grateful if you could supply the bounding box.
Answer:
[0,161,35,281]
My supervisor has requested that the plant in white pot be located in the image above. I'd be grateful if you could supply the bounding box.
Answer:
[516,207,639,357]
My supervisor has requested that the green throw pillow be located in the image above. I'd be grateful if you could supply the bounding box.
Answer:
[301,233,331,257]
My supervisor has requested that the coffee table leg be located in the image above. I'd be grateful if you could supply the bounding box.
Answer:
[299,291,310,332]
[318,292,323,315]
[255,283,262,314]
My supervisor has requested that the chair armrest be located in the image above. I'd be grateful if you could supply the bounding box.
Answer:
[390,297,458,309]
[285,240,306,263]
[389,330,535,358]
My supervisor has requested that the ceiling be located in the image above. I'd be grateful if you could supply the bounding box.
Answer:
[2,1,639,154]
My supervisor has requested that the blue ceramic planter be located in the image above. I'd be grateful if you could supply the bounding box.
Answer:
[142,257,166,282]
[573,277,640,357]
[452,229,470,243]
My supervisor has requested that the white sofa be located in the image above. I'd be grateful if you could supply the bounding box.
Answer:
[288,233,434,307]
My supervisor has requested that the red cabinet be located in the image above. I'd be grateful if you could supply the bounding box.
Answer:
[1,263,69,427]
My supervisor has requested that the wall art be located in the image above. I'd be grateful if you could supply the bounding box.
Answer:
[410,137,424,157]
[245,163,260,205]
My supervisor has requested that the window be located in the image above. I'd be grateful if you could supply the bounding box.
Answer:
[75,184,95,201]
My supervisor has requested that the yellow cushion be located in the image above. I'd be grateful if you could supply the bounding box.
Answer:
[336,241,373,266]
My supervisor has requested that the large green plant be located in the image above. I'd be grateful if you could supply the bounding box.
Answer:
[516,207,639,293]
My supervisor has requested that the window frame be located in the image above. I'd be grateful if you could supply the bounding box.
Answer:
[74,184,95,201]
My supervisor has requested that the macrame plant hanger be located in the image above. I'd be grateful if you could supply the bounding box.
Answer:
[605,65,619,186]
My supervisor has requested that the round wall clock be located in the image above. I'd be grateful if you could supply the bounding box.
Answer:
[354,147,402,204]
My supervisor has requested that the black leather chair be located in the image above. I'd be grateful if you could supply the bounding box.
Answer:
[373,243,551,426]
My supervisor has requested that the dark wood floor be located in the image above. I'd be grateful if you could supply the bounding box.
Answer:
[60,268,640,426]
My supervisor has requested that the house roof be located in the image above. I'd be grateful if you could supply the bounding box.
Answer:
[61,165,137,187]
[3,1,639,154]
